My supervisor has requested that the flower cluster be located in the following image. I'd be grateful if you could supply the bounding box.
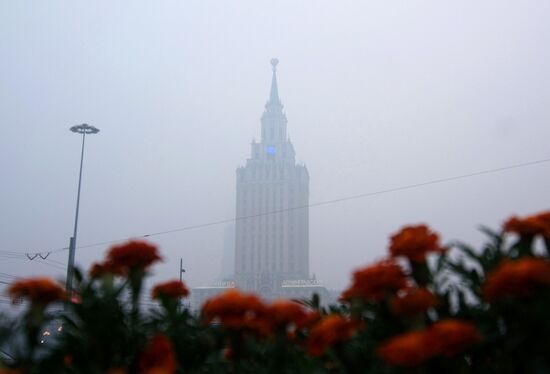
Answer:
[201,289,320,340]
[341,224,447,306]
[339,222,485,368]
[3,210,550,373]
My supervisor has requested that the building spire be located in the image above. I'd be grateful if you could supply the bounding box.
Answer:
[261,58,287,142]
[268,58,281,105]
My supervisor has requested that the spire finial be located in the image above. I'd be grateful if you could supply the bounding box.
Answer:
[268,58,280,105]
[271,58,279,72]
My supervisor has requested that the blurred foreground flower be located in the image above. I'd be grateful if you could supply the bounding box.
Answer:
[106,240,162,274]
[7,277,66,305]
[483,257,550,301]
[377,330,436,367]
[377,319,481,367]
[389,224,446,263]
[307,314,357,356]
[265,299,313,331]
[151,280,189,300]
[341,260,407,302]
[138,334,177,374]
[504,211,550,239]
[390,287,438,317]
[201,289,267,332]
[429,319,481,356]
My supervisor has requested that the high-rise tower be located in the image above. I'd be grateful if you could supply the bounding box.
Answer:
[234,59,310,297]
[191,59,328,308]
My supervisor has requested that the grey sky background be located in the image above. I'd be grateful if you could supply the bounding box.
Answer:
[1,1,549,305]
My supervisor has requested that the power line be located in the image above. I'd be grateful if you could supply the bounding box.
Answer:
[0,256,65,271]
[35,259,66,271]
[0,249,65,259]
[40,258,66,267]
[0,253,27,259]
[0,250,26,256]
[0,272,18,279]
[2,156,550,258]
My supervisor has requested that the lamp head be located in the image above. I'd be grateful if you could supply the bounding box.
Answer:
[70,123,100,134]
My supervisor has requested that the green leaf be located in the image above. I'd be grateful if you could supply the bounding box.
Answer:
[453,242,481,262]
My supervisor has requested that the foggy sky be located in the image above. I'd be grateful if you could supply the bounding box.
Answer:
[1,1,549,306]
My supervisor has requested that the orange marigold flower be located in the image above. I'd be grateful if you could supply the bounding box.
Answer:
[7,277,66,305]
[377,330,437,367]
[202,289,267,332]
[429,319,481,356]
[483,257,550,301]
[307,315,357,356]
[151,280,189,300]
[390,288,439,317]
[106,240,162,274]
[265,299,310,330]
[138,334,177,374]
[504,211,550,239]
[389,224,446,263]
[340,260,407,302]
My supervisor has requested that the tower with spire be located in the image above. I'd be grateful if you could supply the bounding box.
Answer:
[191,59,329,308]
[233,59,314,298]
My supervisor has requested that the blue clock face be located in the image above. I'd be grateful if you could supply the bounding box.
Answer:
[266,146,276,155]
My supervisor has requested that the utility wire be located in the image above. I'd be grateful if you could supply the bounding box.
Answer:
[0,256,65,271]
[40,258,66,267]
[0,253,27,259]
[0,272,18,279]
[35,259,66,271]
[2,156,549,258]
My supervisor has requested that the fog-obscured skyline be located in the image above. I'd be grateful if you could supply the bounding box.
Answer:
[1,1,549,305]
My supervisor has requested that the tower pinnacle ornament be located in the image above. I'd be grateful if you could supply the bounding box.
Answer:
[268,58,281,106]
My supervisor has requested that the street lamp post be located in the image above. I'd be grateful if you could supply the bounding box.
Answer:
[66,123,100,296]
